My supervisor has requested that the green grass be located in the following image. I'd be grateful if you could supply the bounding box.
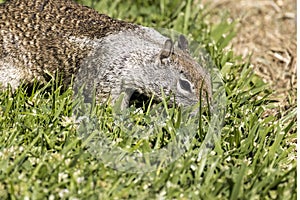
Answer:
[0,0,296,199]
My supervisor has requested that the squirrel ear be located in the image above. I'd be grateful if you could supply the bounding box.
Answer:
[159,39,173,60]
[178,35,189,52]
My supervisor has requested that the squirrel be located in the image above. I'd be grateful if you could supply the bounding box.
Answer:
[0,0,212,108]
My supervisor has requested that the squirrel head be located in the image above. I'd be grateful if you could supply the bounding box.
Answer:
[153,36,212,107]
[74,27,212,108]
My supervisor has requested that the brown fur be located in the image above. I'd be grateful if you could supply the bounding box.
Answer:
[0,0,137,84]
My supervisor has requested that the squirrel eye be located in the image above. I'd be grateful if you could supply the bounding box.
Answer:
[179,78,193,93]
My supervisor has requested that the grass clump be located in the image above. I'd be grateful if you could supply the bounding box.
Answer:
[0,0,296,199]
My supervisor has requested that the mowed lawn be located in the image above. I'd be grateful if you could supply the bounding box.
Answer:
[0,0,296,199]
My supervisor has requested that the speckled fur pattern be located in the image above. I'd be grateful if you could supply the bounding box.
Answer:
[0,0,137,87]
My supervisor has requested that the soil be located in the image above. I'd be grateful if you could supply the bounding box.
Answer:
[200,0,297,112]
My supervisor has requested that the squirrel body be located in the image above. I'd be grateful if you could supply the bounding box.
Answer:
[0,0,212,107]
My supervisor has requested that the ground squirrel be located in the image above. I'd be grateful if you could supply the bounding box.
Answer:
[0,0,212,107]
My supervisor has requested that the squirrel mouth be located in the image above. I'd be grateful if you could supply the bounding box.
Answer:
[128,90,176,109]
[128,90,156,108]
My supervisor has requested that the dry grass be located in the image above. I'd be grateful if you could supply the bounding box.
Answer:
[200,0,296,112]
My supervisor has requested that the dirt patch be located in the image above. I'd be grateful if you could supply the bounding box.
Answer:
[200,0,296,111]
